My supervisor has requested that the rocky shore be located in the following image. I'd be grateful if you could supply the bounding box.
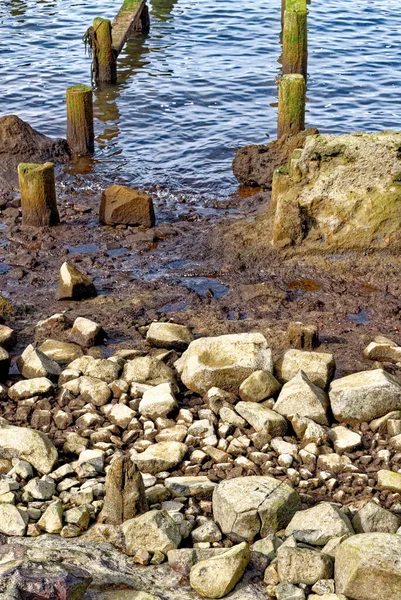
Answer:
[0,315,401,598]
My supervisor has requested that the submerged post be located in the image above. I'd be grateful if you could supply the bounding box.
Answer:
[66,85,94,155]
[93,17,117,84]
[277,74,306,138]
[18,163,60,227]
[282,0,307,79]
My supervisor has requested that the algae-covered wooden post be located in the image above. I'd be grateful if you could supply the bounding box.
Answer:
[18,163,60,227]
[66,85,94,155]
[278,74,306,138]
[112,0,147,55]
[282,0,307,79]
[93,17,117,84]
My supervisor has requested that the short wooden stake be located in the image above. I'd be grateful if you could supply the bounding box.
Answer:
[278,74,306,138]
[66,85,94,155]
[282,1,307,79]
[93,17,117,84]
[18,163,60,227]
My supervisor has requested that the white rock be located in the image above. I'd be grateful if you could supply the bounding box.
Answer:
[239,370,281,402]
[275,349,335,389]
[139,383,178,419]
[328,426,362,453]
[0,504,28,536]
[69,317,102,348]
[274,371,329,426]
[235,401,287,435]
[17,344,61,381]
[38,499,63,533]
[8,377,54,401]
[0,420,58,474]
[146,322,193,350]
[109,404,136,429]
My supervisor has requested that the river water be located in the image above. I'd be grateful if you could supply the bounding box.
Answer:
[1,0,401,198]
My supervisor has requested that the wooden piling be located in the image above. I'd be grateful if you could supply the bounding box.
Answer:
[93,17,117,84]
[282,0,307,79]
[66,85,94,155]
[18,163,60,227]
[112,0,147,55]
[277,74,306,138]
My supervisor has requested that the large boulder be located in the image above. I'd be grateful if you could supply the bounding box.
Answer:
[274,371,330,426]
[189,542,250,599]
[100,185,155,228]
[0,115,70,199]
[175,333,273,395]
[275,349,335,389]
[272,131,401,249]
[329,369,401,424]
[0,419,58,474]
[232,128,318,188]
[213,476,300,541]
[335,533,401,600]
[122,509,182,555]
[285,503,354,545]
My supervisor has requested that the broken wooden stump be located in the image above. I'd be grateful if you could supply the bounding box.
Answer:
[66,85,94,155]
[18,162,60,227]
[277,74,306,138]
[282,0,308,79]
[88,1,148,85]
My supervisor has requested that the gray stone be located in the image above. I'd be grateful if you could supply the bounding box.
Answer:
[38,339,83,364]
[0,420,58,474]
[122,356,176,387]
[8,377,54,401]
[165,476,217,497]
[327,426,361,453]
[285,503,354,545]
[329,369,401,424]
[275,583,305,600]
[189,542,250,599]
[352,500,400,534]
[0,504,28,536]
[275,350,335,389]
[37,499,63,533]
[17,344,61,381]
[122,509,182,555]
[139,383,178,419]
[235,401,287,435]
[277,546,333,585]
[239,370,281,402]
[335,533,401,600]
[274,371,330,426]
[131,442,187,475]
[175,333,273,395]
[213,476,300,541]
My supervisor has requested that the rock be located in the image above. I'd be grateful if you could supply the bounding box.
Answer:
[38,499,63,533]
[100,185,155,228]
[38,339,84,364]
[139,383,178,419]
[77,376,112,406]
[0,504,28,535]
[272,131,401,249]
[317,453,351,474]
[327,426,361,453]
[192,520,222,543]
[56,262,97,301]
[235,401,287,435]
[17,344,61,381]
[364,340,401,363]
[146,322,193,350]
[0,420,58,474]
[286,322,319,351]
[189,542,250,599]
[76,449,105,472]
[213,476,300,541]
[0,347,10,380]
[239,370,281,402]
[175,333,273,395]
[0,560,91,599]
[352,500,399,534]
[309,596,347,600]
[85,359,121,383]
[277,546,333,585]
[291,415,327,444]
[0,324,16,350]
[329,369,401,424]
[275,583,305,600]
[69,317,102,348]
[335,533,401,600]
[131,442,187,474]
[204,387,237,414]
[377,469,401,493]
[165,476,217,497]
[99,455,148,524]
[122,509,182,555]
[274,371,330,426]
[232,128,318,188]
[65,506,90,530]
[168,548,227,577]
[275,350,335,389]
[24,477,56,500]
[285,503,354,545]
[0,115,70,197]
[0,296,14,322]
[8,377,54,401]
[122,356,176,387]
[109,404,136,428]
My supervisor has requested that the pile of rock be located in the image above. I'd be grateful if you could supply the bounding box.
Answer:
[0,318,401,598]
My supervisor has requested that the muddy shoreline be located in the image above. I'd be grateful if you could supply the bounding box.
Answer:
[1,168,400,382]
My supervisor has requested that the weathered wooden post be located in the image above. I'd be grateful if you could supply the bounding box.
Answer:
[93,18,117,84]
[18,163,60,227]
[277,74,306,138]
[66,85,94,155]
[282,0,307,79]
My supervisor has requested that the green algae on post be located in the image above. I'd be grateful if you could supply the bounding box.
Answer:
[278,74,306,138]
[112,0,148,55]
[66,85,94,156]
[282,3,307,79]
[92,17,117,84]
[18,162,60,227]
